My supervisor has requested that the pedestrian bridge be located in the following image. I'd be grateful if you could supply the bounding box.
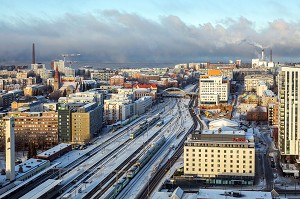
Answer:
[161,87,197,98]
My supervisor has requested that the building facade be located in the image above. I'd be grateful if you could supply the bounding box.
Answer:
[278,66,300,162]
[7,111,58,149]
[244,74,274,92]
[198,75,229,105]
[184,131,255,185]
[71,103,102,144]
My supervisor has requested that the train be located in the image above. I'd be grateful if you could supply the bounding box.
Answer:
[156,120,164,127]
[105,136,166,199]
[129,115,160,139]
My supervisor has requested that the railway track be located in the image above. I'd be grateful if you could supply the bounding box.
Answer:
[137,96,198,198]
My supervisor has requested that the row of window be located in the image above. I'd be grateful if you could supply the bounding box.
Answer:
[186,149,253,154]
[186,158,253,164]
[185,168,253,173]
[186,163,253,168]
[186,154,253,159]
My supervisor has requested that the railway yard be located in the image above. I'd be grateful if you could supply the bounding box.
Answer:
[0,85,198,199]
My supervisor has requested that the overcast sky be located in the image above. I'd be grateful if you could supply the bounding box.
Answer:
[1,0,300,64]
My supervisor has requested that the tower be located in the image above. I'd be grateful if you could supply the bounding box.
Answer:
[278,66,300,162]
[54,66,61,91]
[5,117,15,181]
[32,43,35,64]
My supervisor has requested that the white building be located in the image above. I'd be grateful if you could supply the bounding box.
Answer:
[198,75,229,105]
[52,60,75,77]
[134,96,152,115]
[278,66,300,162]
[58,91,103,105]
[104,99,134,124]
[5,117,15,181]
[256,81,268,97]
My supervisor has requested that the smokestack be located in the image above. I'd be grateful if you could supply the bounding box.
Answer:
[270,49,272,62]
[32,43,35,64]
[261,49,264,61]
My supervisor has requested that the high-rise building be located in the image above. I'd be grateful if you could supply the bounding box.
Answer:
[198,75,230,105]
[278,66,300,162]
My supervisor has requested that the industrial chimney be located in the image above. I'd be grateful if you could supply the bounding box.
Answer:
[261,49,264,61]
[32,43,35,64]
[270,49,272,62]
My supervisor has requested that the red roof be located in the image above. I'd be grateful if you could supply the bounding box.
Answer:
[133,84,157,89]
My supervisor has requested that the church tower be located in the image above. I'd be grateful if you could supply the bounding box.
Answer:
[54,66,60,91]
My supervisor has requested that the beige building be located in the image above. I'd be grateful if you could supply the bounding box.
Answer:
[184,130,255,185]
[261,90,277,106]
[71,102,102,144]
[244,74,274,92]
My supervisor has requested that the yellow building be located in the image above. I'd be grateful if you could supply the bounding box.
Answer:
[184,130,255,185]
[71,102,102,145]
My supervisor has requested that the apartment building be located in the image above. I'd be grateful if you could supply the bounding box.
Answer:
[91,69,116,81]
[261,90,277,106]
[198,75,229,105]
[268,103,279,126]
[278,66,300,162]
[184,130,255,185]
[244,74,274,92]
[72,102,102,144]
[7,111,58,149]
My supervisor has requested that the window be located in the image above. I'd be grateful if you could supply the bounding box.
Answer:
[186,158,189,161]
[186,163,189,166]
[199,154,201,157]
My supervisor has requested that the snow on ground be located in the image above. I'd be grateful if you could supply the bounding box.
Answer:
[69,99,181,198]
[116,99,193,199]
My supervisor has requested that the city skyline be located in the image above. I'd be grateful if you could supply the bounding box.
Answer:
[1,0,300,64]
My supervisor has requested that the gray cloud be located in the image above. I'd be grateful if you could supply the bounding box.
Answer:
[0,10,300,64]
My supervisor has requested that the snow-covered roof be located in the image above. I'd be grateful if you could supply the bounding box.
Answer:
[171,187,183,199]
[197,189,272,199]
[202,129,245,136]
[36,143,71,159]
[209,118,238,129]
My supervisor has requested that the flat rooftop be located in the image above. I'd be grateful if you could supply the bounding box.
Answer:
[37,143,71,158]
[197,189,272,199]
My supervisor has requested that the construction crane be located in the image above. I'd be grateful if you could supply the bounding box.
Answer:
[61,53,80,68]
[61,53,80,62]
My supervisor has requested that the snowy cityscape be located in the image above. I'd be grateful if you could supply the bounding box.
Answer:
[2,1,300,199]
